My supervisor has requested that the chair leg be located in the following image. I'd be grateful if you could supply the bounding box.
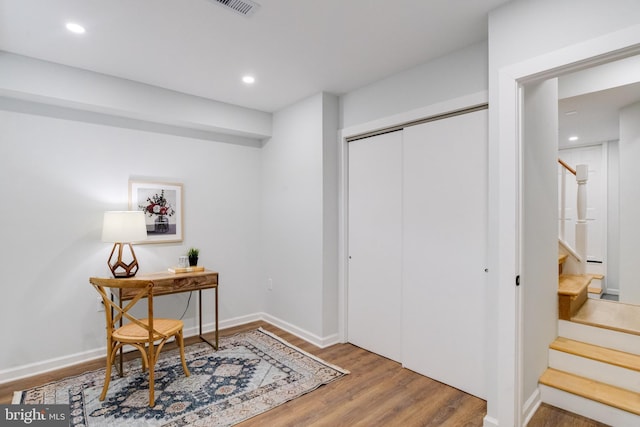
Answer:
[177,329,190,377]
[100,345,116,401]
[148,345,155,407]
[139,346,148,373]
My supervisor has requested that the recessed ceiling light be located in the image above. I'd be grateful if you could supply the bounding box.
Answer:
[568,136,579,141]
[242,75,255,84]
[65,22,86,34]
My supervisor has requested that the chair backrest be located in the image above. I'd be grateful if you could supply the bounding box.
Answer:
[89,277,160,342]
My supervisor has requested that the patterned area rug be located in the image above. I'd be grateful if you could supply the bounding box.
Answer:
[13,328,349,426]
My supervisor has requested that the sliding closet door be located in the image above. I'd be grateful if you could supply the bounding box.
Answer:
[348,131,402,362]
[402,110,488,398]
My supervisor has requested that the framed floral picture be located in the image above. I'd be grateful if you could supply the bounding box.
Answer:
[129,181,183,244]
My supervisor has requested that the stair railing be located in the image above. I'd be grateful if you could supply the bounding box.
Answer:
[558,158,588,274]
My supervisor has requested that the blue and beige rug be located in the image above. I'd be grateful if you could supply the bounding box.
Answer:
[13,328,349,426]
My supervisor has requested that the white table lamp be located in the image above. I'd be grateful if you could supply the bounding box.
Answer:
[102,211,147,277]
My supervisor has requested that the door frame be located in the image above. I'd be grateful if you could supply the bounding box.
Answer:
[494,25,640,427]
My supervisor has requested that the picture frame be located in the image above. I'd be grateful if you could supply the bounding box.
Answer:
[129,181,183,244]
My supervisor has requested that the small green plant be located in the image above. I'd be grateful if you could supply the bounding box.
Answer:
[187,248,199,257]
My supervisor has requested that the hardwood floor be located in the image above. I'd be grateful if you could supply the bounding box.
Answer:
[528,403,609,427]
[0,321,608,426]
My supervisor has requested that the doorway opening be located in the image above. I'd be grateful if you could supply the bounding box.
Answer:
[516,47,640,426]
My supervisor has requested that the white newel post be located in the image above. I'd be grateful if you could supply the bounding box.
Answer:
[575,164,588,274]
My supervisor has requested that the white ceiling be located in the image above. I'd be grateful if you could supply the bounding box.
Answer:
[559,82,640,147]
[558,54,640,148]
[0,0,511,113]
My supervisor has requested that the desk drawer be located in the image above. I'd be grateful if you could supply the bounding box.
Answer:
[154,274,217,296]
[118,273,218,300]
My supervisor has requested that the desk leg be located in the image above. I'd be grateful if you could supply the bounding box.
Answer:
[198,288,219,350]
[215,286,218,348]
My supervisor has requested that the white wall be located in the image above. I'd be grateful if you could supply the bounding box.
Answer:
[0,101,263,377]
[340,41,488,129]
[619,101,640,304]
[261,92,339,342]
[488,0,640,425]
[322,94,340,337]
[0,51,342,380]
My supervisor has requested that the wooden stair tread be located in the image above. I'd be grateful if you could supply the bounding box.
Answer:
[559,253,568,264]
[588,287,602,294]
[551,337,640,372]
[572,299,640,336]
[590,273,605,280]
[540,368,640,415]
[558,274,593,296]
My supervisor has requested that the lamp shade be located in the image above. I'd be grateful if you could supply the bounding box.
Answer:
[101,211,147,243]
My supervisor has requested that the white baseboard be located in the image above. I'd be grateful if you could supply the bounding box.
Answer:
[182,312,263,338]
[522,388,542,426]
[482,414,499,427]
[0,312,338,384]
[0,348,105,385]
[480,389,540,427]
[259,313,340,348]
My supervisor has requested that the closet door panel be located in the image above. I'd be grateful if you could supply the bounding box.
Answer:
[347,131,402,362]
[402,110,488,398]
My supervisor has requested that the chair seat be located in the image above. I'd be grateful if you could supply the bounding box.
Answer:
[113,318,184,343]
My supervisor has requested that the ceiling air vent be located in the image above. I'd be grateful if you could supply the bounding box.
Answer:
[208,0,261,17]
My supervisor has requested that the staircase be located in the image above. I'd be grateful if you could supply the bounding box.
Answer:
[537,255,640,425]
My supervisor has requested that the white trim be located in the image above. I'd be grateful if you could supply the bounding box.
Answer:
[558,139,617,151]
[483,415,500,427]
[494,65,521,427]
[340,91,488,140]
[205,312,262,332]
[0,347,105,385]
[522,388,542,427]
[497,23,640,426]
[338,130,349,343]
[260,313,340,348]
[0,313,338,385]
[516,83,525,427]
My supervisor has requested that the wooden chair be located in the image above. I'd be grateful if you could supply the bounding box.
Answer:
[89,277,190,407]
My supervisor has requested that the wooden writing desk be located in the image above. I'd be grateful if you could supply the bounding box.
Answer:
[118,269,218,347]
[90,270,219,373]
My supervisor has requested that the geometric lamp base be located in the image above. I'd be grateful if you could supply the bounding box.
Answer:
[107,242,139,278]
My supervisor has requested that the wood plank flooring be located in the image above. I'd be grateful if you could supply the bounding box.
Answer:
[0,321,607,426]
[528,403,609,427]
